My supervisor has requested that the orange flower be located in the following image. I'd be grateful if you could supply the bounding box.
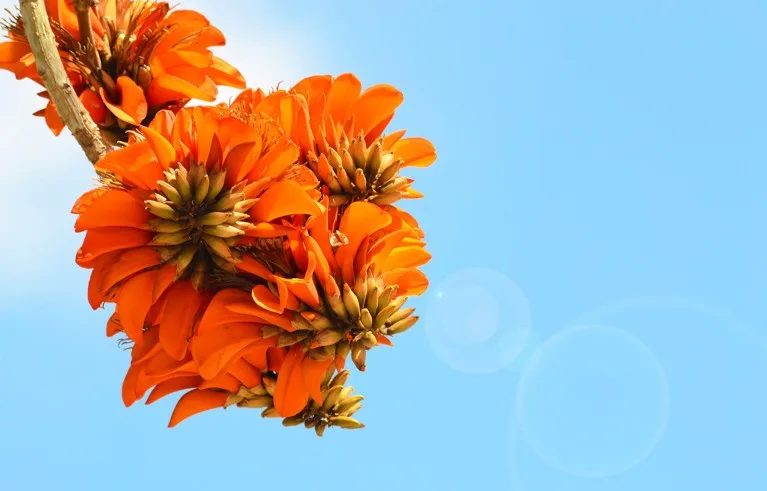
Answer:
[72,106,323,358]
[121,302,276,428]
[118,299,274,428]
[0,0,245,140]
[120,291,364,434]
[58,73,436,433]
[229,73,437,208]
[159,358,365,434]
[189,201,431,418]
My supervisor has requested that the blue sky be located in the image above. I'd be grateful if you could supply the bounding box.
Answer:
[1,0,766,489]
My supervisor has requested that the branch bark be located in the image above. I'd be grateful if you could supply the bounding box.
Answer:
[20,0,109,164]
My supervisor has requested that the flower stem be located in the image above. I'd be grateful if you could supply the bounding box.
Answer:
[19,0,109,164]
[74,0,102,71]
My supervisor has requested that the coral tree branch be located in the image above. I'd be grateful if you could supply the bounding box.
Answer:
[20,0,108,164]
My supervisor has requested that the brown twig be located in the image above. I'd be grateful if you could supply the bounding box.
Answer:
[74,0,101,71]
[20,0,109,164]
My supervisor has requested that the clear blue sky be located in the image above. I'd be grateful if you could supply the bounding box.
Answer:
[2,0,767,489]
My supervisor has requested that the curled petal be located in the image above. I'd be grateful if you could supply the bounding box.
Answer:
[273,347,309,417]
[168,389,228,428]
[100,76,148,125]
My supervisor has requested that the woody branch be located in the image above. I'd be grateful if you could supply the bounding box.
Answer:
[19,0,108,164]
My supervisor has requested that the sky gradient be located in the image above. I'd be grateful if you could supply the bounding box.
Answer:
[1,1,766,490]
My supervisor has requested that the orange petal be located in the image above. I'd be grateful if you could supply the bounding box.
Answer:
[242,222,295,238]
[44,101,65,136]
[335,202,392,284]
[334,354,346,372]
[159,281,200,360]
[149,109,175,134]
[147,288,170,326]
[308,211,339,273]
[252,138,300,180]
[170,108,194,155]
[133,364,172,405]
[267,347,287,372]
[291,96,314,152]
[382,129,407,148]
[364,113,394,144]
[0,41,30,64]
[77,227,152,265]
[280,249,321,307]
[382,268,429,297]
[215,116,252,153]
[14,52,38,81]
[222,141,258,186]
[278,96,295,136]
[289,163,321,191]
[146,376,202,405]
[392,137,437,168]
[291,75,333,97]
[206,56,246,88]
[156,10,211,48]
[192,107,221,167]
[80,88,107,124]
[141,124,176,170]
[192,323,271,379]
[279,276,321,311]
[182,25,226,49]
[401,187,424,199]
[353,237,371,280]
[145,350,195,378]
[122,362,144,407]
[376,334,394,347]
[168,389,228,428]
[235,255,274,280]
[73,189,150,232]
[326,73,362,124]
[379,245,432,272]
[241,178,271,199]
[131,328,161,364]
[148,72,216,106]
[225,301,294,331]
[273,346,309,417]
[106,311,122,337]
[95,140,162,189]
[154,49,213,72]
[227,359,263,388]
[302,356,333,405]
[50,0,81,37]
[353,84,403,136]
[100,76,148,124]
[71,187,107,214]
[250,180,322,223]
[302,235,331,284]
[196,289,256,334]
[243,346,270,371]
[251,284,287,314]
[116,270,156,342]
[86,251,121,309]
[99,247,161,298]
[369,227,412,257]
[199,372,241,392]
[152,264,177,303]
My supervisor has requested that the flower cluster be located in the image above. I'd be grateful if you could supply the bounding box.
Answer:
[0,0,244,143]
[1,1,435,435]
[73,73,435,433]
